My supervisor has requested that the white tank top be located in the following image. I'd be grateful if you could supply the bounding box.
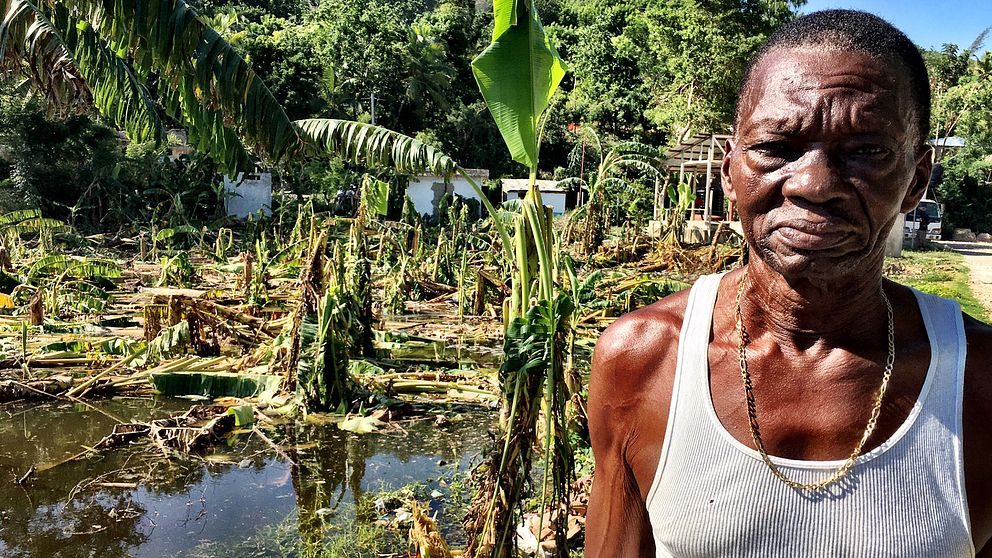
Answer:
[645,273,975,557]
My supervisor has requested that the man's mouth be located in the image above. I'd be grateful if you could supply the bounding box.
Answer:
[772,219,855,251]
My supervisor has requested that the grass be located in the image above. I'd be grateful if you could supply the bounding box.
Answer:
[188,507,401,558]
[189,475,475,558]
[884,249,989,322]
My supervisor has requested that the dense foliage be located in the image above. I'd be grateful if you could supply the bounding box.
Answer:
[927,35,992,235]
[1,0,990,235]
[182,0,803,177]
[0,85,223,226]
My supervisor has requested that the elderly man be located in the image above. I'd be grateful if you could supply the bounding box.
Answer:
[587,9,992,557]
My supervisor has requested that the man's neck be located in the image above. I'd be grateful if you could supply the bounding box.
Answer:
[740,257,888,349]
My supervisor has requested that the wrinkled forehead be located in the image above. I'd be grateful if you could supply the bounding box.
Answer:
[737,47,916,136]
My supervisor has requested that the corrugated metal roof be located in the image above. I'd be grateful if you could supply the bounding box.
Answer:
[663,133,732,172]
[928,137,966,148]
[501,179,566,193]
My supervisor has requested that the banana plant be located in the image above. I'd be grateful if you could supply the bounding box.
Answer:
[660,176,697,247]
[560,127,663,254]
[0,209,64,268]
[0,0,519,258]
[463,0,573,556]
[0,0,521,417]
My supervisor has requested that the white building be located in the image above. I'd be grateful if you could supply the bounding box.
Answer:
[406,168,490,218]
[501,179,569,215]
[224,172,273,218]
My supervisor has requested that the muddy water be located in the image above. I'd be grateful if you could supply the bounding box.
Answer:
[0,398,491,557]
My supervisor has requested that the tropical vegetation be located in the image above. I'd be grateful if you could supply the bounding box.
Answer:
[0,0,990,556]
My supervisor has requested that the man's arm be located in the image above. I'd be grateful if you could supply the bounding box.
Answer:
[964,317,992,554]
[586,321,655,556]
[586,297,686,557]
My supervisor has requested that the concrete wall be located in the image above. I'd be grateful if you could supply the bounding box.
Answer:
[407,175,483,218]
[224,172,272,219]
[885,213,905,257]
[502,191,567,215]
[542,192,567,215]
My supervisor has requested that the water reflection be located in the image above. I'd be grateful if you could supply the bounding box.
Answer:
[0,398,490,556]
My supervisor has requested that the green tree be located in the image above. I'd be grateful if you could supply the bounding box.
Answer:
[307,0,444,131]
[937,149,992,235]
[230,15,331,120]
[925,36,992,235]
[927,29,991,148]
[0,91,120,219]
[555,0,655,140]
[633,0,800,143]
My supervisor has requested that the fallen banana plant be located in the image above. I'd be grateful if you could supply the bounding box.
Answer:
[92,404,253,455]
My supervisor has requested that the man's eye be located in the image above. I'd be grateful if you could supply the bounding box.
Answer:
[748,143,798,161]
[852,145,889,157]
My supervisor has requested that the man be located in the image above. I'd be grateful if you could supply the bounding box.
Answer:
[587,10,992,557]
[917,207,931,249]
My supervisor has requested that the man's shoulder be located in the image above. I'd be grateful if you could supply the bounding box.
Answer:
[963,314,992,402]
[591,287,691,400]
[964,313,992,345]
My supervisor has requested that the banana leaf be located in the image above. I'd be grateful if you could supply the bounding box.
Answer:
[149,371,281,400]
[226,404,255,427]
[364,177,390,217]
[338,415,384,434]
[0,209,40,227]
[471,0,567,169]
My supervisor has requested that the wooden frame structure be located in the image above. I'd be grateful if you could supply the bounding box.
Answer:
[656,133,732,241]
[654,133,734,242]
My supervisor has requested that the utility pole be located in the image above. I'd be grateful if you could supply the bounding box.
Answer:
[370,93,377,125]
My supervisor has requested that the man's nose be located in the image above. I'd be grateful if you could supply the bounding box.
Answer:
[781,147,849,204]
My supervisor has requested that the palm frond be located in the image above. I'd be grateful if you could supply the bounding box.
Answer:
[0,0,164,143]
[556,177,585,190]
[51,6,163,144]
[295,118,457,177]
[63,0,302,172]
[613,141,661,158]
[966,26,991,58]
[0,0,89,111]
[28,254,122,281]
[2,216,67,237]
[597,176,633,192]
[616,158,661,177]
[0,209,41,227]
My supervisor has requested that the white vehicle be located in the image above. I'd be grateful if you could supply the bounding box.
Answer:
[904,199,942,240]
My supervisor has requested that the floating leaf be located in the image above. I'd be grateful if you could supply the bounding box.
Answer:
[226,405,255,427]
[338,415,385,435]
[149,371,281,399]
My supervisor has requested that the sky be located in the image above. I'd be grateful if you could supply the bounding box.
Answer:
[799,0,992,54]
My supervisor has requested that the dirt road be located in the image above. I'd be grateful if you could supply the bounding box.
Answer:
[936,241,992,316]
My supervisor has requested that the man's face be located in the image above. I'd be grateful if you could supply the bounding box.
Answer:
[722,47,932,281]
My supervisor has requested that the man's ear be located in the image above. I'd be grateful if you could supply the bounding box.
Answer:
[721,138,738,203]
[900,145,934,213]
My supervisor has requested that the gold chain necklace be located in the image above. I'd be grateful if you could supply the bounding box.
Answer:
[735,268,896,491]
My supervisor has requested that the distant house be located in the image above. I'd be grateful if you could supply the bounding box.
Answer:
[501,179,573,215]
[406,168,490,218]
[929,136,965,163]
[224,172,273,218]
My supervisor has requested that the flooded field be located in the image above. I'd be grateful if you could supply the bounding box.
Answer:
[0,397,492,557]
